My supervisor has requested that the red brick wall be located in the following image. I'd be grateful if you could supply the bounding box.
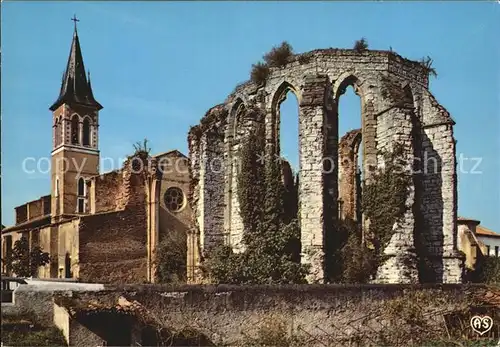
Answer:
[92,171,124,213]
[15,205,28,224]
[79,162,149,284]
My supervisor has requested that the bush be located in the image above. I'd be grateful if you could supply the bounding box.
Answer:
[155,229,187,284]
[469,255,500,283]
[353,37,369,53]
[419,55,438,78]
[1,324,67,346]
[249,41,294,85]
[250,62,270,85]
[242,316,306,347]
[263,41,294,67]
[204,133,308,284]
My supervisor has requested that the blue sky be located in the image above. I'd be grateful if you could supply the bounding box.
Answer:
[2,2,499,232]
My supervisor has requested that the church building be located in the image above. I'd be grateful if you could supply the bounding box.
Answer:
[1,22,193,283]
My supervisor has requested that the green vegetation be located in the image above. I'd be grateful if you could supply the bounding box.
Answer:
[468,255,500,284]
[203,131,308,284]
[155,229,187,284]
[419,55,438,78]
[2,236,50,277]
[1,321,67,347]
[329,144,411,283]
[250,41,294,85]
[353,37,369,53]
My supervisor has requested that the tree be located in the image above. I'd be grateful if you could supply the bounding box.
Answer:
[155,229,187,284]
[3,236,50,277]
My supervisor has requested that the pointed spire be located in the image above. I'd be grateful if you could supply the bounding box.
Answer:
[50,16,102,111]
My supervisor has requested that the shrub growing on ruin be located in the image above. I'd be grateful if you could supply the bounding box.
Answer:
[250,62,270,86]
[353,37,369,53]
[132,138,151,159]
[3,236,50,277]
[419,55,438,78]
[263,41,294,67]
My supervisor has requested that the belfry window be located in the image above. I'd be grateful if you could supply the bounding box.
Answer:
[77,177,86,213]
[71,114,80,145]
[82,118,91,146]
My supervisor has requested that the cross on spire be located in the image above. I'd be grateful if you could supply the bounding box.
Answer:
[71,14,80,32]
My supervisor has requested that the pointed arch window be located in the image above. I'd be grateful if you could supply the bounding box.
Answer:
[77,177,86,213]
[56,118,61,146]
[71,114,80,145]
[82,117,91,146]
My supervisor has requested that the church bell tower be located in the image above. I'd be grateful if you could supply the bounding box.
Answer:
[50,16,102,222]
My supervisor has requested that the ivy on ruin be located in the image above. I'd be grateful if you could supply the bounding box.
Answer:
[187,106,228,206]
[331,143,411,283]
[204,130,307,284]
[362,143,412,277]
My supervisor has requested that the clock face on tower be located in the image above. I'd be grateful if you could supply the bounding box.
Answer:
[164,187,185,213]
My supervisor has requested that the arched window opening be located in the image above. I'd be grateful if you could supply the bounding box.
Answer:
[278,89,300,223]
[77,177,86,213]
[56,119,61,146]
[338,85,363,224]
[55,177,60,197]
[78,178,85,196]
[71,114,80,145]
[82,118,91,146]
[64,253,72,278]
[278,90,300,173]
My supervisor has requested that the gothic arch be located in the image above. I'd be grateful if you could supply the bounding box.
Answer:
[270,81,301,112]
[77,177,85,196]
[70,114,80,145]
[332,72,367,102]
[82,116,92,146]
[270,81,301,154]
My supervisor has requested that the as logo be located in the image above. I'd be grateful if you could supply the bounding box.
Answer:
[470,315,493,335]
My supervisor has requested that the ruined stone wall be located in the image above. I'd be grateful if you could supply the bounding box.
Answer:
[418,89,462,283]
[89,171,124,213]
[189,48,461,284]
[78,158,151,284]
[225,103,265,253]
[15,205,28,224]
[156,152,192,241]
[45,284,498,346]
[338,129,362,221]
[188,106,228,261]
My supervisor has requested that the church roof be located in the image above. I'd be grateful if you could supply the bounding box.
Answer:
[152,150,188,159]
[49,24,102,111]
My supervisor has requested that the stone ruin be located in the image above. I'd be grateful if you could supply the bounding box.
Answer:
[187,48,463,284]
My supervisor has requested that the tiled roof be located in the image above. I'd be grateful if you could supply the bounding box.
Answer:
[50,27,102,111]
[1,215,51,234]
[476,225,500,238]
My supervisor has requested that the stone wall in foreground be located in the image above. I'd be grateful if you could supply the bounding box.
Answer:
[13,284,497,346]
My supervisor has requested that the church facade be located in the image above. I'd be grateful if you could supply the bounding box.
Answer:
[1,25,193,283]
